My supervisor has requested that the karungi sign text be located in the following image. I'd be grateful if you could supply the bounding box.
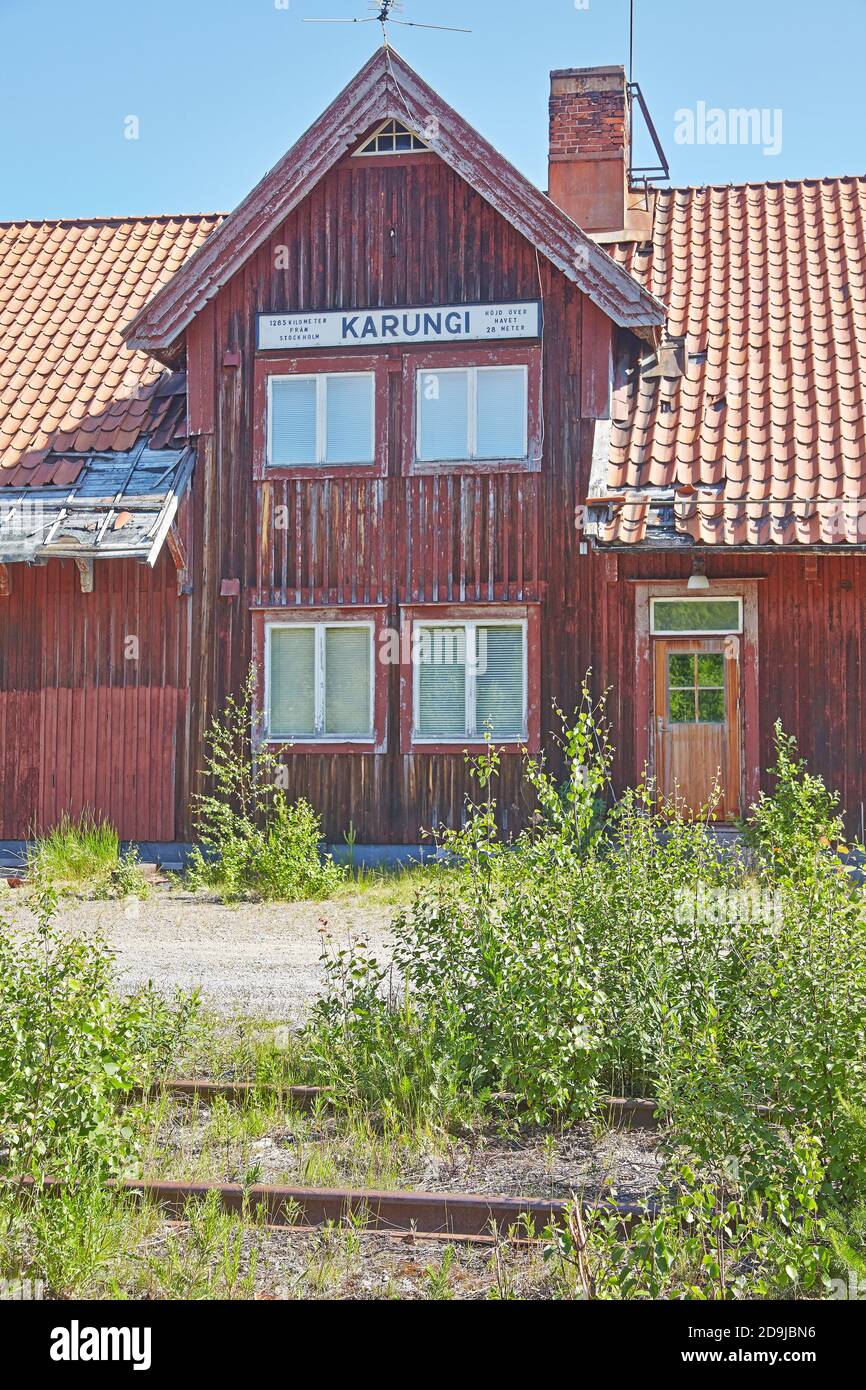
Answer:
[257,301,542,350]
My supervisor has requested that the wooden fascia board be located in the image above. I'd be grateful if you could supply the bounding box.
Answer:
[123,49,665,353]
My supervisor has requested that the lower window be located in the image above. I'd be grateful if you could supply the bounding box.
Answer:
[412,620,527,743]
[266,621,373,741]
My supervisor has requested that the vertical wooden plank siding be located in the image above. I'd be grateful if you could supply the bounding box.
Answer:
[176,153,866,842]
[0,553,188,841]
[2,159,865,842]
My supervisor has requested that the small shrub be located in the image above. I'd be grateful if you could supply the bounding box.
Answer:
[547,1134,834,1301]
[94,845,150,901]
[0,889,198,1179]
[186,668,345,901]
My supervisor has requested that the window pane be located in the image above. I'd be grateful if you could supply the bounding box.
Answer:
[697,654,725,687]
[324,627,372,736]
[668,654,695,687]
[417,371,469,461]
[476,368,527,460]
[326,374,374,465]
[669,688,696,724]
[652,599,741,633]
[269,628,315,736]
[476,626,525,737]
[270,378,317,466]
[417,626,467,737]
[698,689,726,723]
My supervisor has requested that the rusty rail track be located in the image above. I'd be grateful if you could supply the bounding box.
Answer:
[21,1175,643,1244]
[135,1079,661,1130]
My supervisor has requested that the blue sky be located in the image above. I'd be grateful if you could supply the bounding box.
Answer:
[1,0,864,220]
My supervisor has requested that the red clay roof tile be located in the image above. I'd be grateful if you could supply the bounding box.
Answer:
[0,213,221,479]
[602,176,866,544]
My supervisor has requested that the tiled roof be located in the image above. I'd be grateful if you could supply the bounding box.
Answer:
[593,177,866,545]
[0,214,222,485]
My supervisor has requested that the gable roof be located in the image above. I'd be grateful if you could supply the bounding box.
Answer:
[585,177,866,546]
[0,213,221,484]
[123,46,665,354]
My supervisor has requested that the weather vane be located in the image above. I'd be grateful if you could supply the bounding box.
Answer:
[304,1,471,43]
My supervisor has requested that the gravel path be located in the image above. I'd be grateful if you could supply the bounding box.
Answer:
[2,890,395,1021]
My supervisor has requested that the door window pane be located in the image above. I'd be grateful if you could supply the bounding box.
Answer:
[697,654,725,687]
[324,627,372,735]
[476,625,524,737]
[270,378,316,466]
[669,687,696,724]
[698,689,726,723]
[669,653,695,687]
[269,627,316,735]
[476,368,526,459]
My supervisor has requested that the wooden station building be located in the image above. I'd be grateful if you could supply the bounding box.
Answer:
[2,49,865,844]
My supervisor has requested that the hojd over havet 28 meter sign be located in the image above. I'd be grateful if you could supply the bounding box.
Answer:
[256,301,542,350]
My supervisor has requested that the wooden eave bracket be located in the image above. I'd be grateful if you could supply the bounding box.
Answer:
[75,558,94,593]
[167,523,190,596]
[0,563,10,596]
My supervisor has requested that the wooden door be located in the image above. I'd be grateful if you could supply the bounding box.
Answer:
[653,636,742,819]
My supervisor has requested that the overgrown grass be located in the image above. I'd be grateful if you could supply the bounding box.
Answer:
[303,688,866,1226]
[26,811,148,897]
[336,861,455,908]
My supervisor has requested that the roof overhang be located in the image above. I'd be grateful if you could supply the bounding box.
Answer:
[123,47,666,355]
[583,489,866,549]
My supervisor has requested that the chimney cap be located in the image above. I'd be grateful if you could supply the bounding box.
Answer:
[550,64,626,80]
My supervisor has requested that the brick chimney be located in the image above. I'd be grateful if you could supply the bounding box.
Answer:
[548,65,652,241]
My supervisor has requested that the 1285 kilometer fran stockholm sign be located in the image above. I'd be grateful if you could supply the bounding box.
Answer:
[256,301,542,350]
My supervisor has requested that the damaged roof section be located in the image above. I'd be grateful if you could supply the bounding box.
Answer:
[0,440,193,566]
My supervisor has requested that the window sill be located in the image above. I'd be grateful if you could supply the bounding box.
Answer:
[410,738,529,754]
[262,737,380,755]
[262,462,385,481]
[409,457,540,477]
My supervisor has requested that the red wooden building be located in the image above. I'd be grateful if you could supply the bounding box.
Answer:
[2,49,865,845]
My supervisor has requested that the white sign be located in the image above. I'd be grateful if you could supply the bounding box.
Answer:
[257,301,541,351]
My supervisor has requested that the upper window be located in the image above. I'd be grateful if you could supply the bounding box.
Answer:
[355,119,430,156]
[413,620,527,743]
[415,365,528,465]
[266,621,373,741]
[268,373,374,469]
[651,597,743,635]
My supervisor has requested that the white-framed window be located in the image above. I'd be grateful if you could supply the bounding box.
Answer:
[354,118,430,156]
[416,365,528,463]
[267,373,375,468]
[265,621,374,740]
[650,596,743,636]
[412,620,527,742]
